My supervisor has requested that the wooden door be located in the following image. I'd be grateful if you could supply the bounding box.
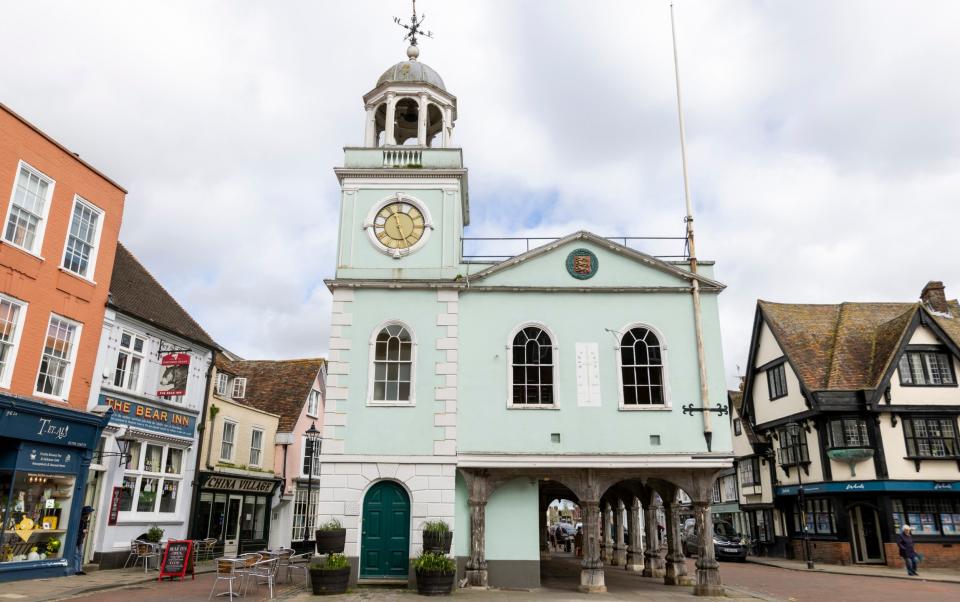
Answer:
[360,481,410,578]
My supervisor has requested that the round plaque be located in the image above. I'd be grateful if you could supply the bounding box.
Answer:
[566,248,599,280]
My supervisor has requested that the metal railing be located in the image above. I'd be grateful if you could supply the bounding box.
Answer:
[460,236,689,262]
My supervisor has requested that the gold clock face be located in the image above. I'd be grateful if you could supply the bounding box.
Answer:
[373,202,425,249]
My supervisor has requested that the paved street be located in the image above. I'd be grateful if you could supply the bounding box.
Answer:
[3,555,959,602]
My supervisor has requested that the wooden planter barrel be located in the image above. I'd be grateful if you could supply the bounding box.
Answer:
[422,531,453,554]
[314,528,346,554]
[310,566,350,595]
[416,569,455,596]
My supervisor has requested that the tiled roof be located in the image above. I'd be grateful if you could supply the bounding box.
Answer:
[759,299,960,392]
[109,243,218,350]
[217,357,324,431]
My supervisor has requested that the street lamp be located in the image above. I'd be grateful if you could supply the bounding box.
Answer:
[305,421,322,549]
[785,421,814,570]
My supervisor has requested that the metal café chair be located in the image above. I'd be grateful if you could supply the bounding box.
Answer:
[209,557,243,599]
[273,549,294,583]
[234,552,262,593]
[128,540,161,573]
[246,557,279,599]
[285,551,311,587]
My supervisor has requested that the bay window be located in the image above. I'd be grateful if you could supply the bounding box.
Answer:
[827,416,870,449]
[120,441,185,514]
[903,416,959,458]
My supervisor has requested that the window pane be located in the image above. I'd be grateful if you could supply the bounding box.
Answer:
[119,475,137,511]
[137,477,159,512]
[165,448,183,474]
[159,480,178,512]
[143,444,163,472]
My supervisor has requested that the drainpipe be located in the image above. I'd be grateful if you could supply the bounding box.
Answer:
[671,4,712,450]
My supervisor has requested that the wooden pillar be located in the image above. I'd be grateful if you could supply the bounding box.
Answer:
[579,500,606,593]
[463,470,490,588]
[612,499,626,566]
[625,497,644,572]
[693,500,723,596]
[642,497,666,578]
[663,499,690,585]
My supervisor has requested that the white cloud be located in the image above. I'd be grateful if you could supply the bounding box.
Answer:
[2,0,959,385]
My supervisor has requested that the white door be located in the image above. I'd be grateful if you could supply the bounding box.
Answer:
[223,495,243,556]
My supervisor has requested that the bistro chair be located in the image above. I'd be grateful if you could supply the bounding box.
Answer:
[285,551,311,587]
[203,537,220,561]
[273,548,294,583]
[128,540,161,573]
[122,540,140,569]
[235,552,262,593]
[246,557,279,599]
[209,558,242,599]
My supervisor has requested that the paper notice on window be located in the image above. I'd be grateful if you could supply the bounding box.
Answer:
[576,343,601,407]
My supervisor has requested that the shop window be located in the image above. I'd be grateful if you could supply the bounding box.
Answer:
[119,475,137,511]
[795,499,835,535]
[120,442,186,515]
[827,416,870,449]
[113,331,145,391]
[0,471,75,564]
[892,498,960,536]
[0,295,26,388]
[159,481,179,513]
[165,448,183,474]
[143,444,163,473]
[221,421,236,461]
[61,196,103,279]
[902,416,959,458]
[3,162,53,255]
[767,363,787,400]
[35,314,80,399]
[755,509,774,543]
[899,350,956,386]
[619,327,664,406]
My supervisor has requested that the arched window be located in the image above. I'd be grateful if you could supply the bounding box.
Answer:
[373,324,412,402]
[511,326,555,405]
[620,327,664,405]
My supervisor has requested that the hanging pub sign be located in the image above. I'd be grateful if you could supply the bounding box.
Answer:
[157,353,190,397]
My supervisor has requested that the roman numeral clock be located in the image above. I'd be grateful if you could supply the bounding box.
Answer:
[364,194,434,258]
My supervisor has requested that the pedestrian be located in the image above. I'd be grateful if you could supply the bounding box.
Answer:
[896,524,920,576]
[574,526,583,558]
[74,506,94,576]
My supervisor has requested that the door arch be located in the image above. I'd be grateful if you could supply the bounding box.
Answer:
[360,480,411,578]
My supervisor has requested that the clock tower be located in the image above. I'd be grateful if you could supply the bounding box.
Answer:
[333,44,468,280]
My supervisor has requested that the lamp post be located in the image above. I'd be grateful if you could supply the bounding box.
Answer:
[305,421,322,551]
[786,421,814,569]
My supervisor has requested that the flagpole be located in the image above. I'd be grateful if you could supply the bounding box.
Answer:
[670,3,713,448]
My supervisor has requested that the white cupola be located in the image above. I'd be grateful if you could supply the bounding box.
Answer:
[362,45,457,148]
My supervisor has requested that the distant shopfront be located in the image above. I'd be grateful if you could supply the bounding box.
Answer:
[0,394,110,582]
[88,393,199,569]
[191,472,281,557]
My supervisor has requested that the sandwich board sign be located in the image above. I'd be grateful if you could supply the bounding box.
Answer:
[158,539,194,581]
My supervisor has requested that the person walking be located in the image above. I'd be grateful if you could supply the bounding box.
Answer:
[73,506,94,576]
[896,524,920,576]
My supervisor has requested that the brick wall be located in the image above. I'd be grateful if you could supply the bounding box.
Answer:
[790,539,853,565]
[884,542,960,569]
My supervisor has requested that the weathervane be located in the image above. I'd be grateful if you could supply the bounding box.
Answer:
[394,0,433,51]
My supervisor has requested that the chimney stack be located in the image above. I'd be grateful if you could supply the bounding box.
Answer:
[921,281,950,315]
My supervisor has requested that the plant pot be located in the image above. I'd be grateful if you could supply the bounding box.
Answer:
[310,566,350,595]
[422,531,453,554]
[315,528,346,554]
[416,569,455,596]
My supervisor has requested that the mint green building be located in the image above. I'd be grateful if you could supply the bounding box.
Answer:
[318,44,732,595]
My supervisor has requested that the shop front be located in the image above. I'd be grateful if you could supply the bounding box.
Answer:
[191,472,281,557]
[0,394,110,582]
[89,393,199,569]
[776,480,960,567]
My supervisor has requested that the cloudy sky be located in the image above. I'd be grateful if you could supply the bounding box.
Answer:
[3,1,959,386]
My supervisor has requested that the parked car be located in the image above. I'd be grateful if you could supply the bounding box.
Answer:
[682,518,748,562]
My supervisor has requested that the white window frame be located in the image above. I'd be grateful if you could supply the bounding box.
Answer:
[505,321,559,409]
[366,320,417,407]
[306,389,320,417]
[291,487,319,542]
[249,427,264,467]
[215,372,230,396]
[232,377,247,399]
[300,435,321,477]
[119,441,185,516]
[112,330,146,392]
[3,160,55,258]
[615,322,672,411]
[34,313,82,401]
[60,195,104,280]
[0,293,28,388]
[220,420,237,462]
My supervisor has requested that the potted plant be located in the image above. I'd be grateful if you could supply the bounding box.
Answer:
[309,553,350,595]
[315,519,346,554]
[145,526,164,543]
[422,520,453,554]
[413,551,456,596]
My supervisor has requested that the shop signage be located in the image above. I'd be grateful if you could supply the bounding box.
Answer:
[158,540,194,581]
[108,486,123,525]
[16,443,81,473]
[100,394,196,438]
[157,353,190,397]
[1,408,98,448]
[776,480,960,496]
[204,475,276,493]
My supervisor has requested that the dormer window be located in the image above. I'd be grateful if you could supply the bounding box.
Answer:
[215,372,230,396]
[232,377,247,399]
[898,350,956,386]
